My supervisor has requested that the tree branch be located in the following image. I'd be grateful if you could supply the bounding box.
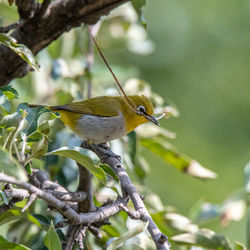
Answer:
[15,0,39,19]
[84,142,171,250]
[0,172,128,226]
[0,0,128,86]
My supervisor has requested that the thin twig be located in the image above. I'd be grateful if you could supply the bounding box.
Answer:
[119,203,141,219]
[75,225,87,250]
[0,172,129,226]
[21,192,37,212]
[86,26,94,99]
[88,225,102,239]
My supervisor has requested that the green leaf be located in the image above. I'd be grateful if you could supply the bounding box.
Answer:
[0,90,11,113]
[0,235,30,250]
[165,212,199,233]
[100,164,119,183]
[127,131,137,164]
[0,86,19,100]
[32,213,50,227]
[0,112,20,128]
[107,221,149,250]
[235,242,246,250]
[47,146,106,185]
[0,191,9,204]
[44,221,62,250]
[0,33,39,71]
[25,163,32,174]
[0,149,27,181]
[131,0,147,29]
[171,228,232,250]
[141,137,217,180]
[38,120,50,135]
[134,156,150,181]
[136,124,176,139]
[31,135,49,158]
[221,192,246,225]
[0,207,44,229]
[17,103,36,135]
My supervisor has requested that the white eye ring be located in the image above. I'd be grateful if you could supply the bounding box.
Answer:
[138,105,146,113]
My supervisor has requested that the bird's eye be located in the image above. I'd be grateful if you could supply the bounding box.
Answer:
[138,105,146,114]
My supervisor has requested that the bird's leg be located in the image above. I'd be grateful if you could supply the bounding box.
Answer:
[94,143,121,162]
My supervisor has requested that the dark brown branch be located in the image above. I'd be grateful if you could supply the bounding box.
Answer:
[37,0,52,19]
[15,0,39,19]
[77,161,95,213]
[0,0,128,86]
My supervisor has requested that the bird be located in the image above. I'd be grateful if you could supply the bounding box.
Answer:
[29,95,158,145]
[29,35,159,146]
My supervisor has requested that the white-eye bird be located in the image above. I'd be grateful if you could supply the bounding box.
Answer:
[32,95,158,144]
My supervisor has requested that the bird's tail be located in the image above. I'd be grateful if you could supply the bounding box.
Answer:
[28,104,51,110]
[28,104,43,108]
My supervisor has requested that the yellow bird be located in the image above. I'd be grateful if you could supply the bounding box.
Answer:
[29,36,159,144]
[32,95,158,144]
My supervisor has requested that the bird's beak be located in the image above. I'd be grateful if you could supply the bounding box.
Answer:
[146,115,159,126]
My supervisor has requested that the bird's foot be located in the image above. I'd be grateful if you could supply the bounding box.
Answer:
[95,143,121,162]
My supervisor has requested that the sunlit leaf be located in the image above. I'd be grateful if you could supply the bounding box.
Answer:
[136,124,176,139]
[107,221,149,250]
[38,121,50,135]
[221,192,246,226]
[0,33,39,71]
[165,213,199,233]
[47,146,106,185]
[0,86,19,100]
[171,228,232,249]
[0,235,30,250]
[31,135,49,158]
[141,138,217,180]
[0,112,20,128]
[44,221,62,250]
[235,242,247,250]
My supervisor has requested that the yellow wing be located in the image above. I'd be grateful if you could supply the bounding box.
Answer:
[50,96,122,117]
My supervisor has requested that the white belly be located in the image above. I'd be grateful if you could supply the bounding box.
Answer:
[74,113,127,144]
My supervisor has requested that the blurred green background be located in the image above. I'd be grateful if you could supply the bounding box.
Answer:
[129,0,250,244]
[1,0,250,246]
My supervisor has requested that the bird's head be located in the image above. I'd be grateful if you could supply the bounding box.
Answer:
[121,95,158,133]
